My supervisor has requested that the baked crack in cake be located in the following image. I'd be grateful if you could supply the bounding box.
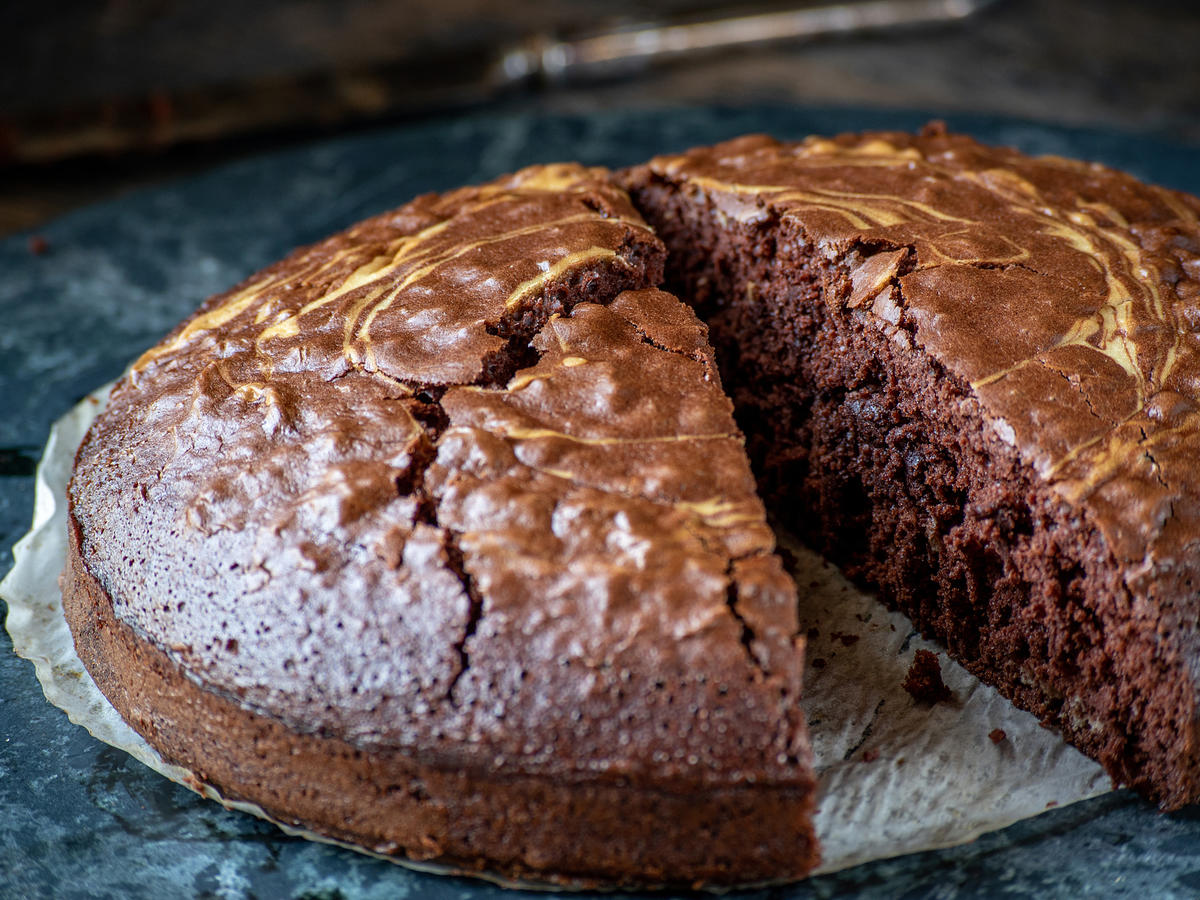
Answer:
[63,164,818,887]
[624,123,1200,810]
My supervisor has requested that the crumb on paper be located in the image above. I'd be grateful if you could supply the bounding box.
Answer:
[903,649,951,703]
[989,728,1007,744]
[862,749,880,763]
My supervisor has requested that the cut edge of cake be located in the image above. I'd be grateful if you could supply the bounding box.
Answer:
[621,125,1200,810]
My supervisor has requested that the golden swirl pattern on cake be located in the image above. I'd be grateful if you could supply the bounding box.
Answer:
[134,164,656,386]
[646,130,1200,566]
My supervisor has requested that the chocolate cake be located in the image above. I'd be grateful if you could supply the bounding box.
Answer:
[623,124,1200,810]
[63,164,818,887]
[64,125,1200,887]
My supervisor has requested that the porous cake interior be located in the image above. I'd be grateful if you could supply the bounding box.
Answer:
[630,182,1199,808]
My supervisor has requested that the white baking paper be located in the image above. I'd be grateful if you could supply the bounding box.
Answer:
[2,387,1112,885]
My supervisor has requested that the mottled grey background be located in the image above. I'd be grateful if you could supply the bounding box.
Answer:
[2,106,1200,899]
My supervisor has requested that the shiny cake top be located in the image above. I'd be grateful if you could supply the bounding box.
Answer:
[69,163,808,786]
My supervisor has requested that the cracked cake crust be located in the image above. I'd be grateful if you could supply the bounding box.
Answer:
[63,163,818,887]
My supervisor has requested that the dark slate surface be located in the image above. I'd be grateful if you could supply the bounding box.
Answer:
[2,106,1200,900]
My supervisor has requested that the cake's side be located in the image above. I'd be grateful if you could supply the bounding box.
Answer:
[65,163,818,886]
[63,513,817,888]
[624,128,1200,808]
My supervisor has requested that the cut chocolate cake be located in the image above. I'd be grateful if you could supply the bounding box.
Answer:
[63,164,817,887]
[623,124,1200,809]
[64,125,1200,889]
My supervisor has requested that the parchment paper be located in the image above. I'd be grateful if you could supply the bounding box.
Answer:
[2,386,1112,884]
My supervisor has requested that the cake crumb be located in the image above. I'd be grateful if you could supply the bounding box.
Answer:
[810,657,826,670]
[903,649,951,703]
[862,748,879,763]
[806,626,820,640]
[989,728,1007,744]
[831,631,860,647]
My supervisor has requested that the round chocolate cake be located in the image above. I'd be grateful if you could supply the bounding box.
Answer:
[64,127,1200,888]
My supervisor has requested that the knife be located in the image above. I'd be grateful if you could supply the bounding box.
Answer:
[3,0,997,165]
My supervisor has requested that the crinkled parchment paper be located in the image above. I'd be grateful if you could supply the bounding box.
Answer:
[2,387,1112,884]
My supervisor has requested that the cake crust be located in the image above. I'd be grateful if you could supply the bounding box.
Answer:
[65,163,817,886]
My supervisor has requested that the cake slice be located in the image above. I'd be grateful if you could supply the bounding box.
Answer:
[624,124,1200,809]
[63,164,818,887]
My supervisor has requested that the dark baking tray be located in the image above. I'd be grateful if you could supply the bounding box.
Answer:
[2,105,1199,899]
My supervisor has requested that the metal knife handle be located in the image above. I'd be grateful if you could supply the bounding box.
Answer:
[498,0,997,85]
